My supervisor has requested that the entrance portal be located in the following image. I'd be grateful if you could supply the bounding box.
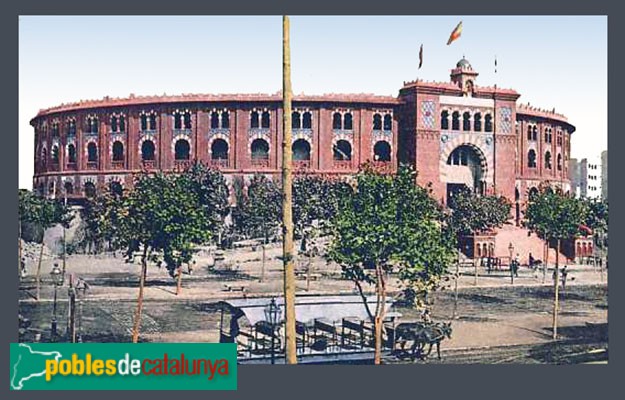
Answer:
[445,144,486,203]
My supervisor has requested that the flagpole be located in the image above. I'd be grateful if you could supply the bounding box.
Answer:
[492,56,497,196]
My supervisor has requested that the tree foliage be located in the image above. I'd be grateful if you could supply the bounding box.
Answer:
[232,174,282,241]
[19,189,73,241]
[327,165,455,314]
[525,185,589,242]
[447,186,511,238]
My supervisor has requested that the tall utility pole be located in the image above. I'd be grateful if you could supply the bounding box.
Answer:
[282,15,297,365]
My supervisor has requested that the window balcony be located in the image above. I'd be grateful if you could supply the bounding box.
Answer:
[372,161,392,171]
[141,160,156,170]
[209,158,229,169]
[251,158,270,168]
[173,128,193,136]
[333,160,352,170]
[111,160,126,170]
[333,129,353,136]
[293,160,311,170]
[86,161,98,170]
[174,159,192,170]
[66,162,77,171]
[249,128,271,137]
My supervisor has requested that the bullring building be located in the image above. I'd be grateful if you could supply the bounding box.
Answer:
[30,58,574,224]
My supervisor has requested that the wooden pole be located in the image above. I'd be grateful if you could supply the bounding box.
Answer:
[35,241,44,301]
[18,223,22,277]
[282,15,297,365]
[176,266,182,295]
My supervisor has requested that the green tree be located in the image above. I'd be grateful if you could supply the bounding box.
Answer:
[447,187,511,287]
[111,168,224,342]
[234,175,282,281]
[525,185,588,339]
[327,165,455,364]
[18,189,72,300]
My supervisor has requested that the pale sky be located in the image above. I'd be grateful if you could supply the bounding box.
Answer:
[18,16,607,189]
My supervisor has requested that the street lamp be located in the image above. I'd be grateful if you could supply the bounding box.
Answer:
[508,242,515,284]
[264,298,282,365]
[76,278,89,343]
[50,263,63,341]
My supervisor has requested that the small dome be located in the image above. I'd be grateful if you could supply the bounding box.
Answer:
[456,58,472,70]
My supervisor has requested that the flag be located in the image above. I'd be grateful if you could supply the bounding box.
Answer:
[495,56,498,74]
[418,44,423,69]
[447,21,463,45]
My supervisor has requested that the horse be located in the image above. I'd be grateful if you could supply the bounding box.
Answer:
[394,321,452,360]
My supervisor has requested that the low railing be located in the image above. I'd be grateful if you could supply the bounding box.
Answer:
[66,162,77,171]
[111,160,125,170]
[141,160,156,170]
[333,160,352,170]
[174,159,193,170]
[333,129,353,136]
[173,128,193,136]
[293,160,311,170]
[251,158,270,168]
[86,161,98,170]
[209,158,229,169]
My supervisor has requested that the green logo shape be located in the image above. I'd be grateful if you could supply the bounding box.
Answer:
[10,343,237,390]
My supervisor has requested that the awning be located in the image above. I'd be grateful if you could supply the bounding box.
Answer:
[219,295,394,326]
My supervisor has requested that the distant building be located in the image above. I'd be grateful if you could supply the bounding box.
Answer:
[601,150,608,200]
[571,156,602,199]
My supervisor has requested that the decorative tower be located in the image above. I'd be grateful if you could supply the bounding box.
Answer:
[450,57,479,96]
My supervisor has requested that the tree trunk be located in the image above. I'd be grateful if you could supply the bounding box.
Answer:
[373,264,386,365]
[35,241,45,301]
[306,254,311,292]
[452,249,459,319]
[176,265,182,296]
[552,239,560,340]
[18,222,22,277]
[281,15,297,365]
[473,234,478,286]
[260,234,266,283]
[132,246,148,343]
[62,225,67,281]
[543,240,548,284]
[68,275,76,343]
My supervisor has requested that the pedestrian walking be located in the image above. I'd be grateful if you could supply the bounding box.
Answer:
[420,308,432,325]
[20,257,27,278]
[561,265,569,291]
[514,254,520,277]
[529,253,535,270]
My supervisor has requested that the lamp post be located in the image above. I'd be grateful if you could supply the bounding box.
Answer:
[508,242,515,284]
[50,263,63,341]
[76,278,89,343]
[264,298,282,365]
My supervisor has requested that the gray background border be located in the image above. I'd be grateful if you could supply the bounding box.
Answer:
[3,1,619,399]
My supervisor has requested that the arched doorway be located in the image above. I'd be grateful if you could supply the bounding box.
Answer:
[445,144,486,204]
[174,139,190,160]
[292,139,311,161]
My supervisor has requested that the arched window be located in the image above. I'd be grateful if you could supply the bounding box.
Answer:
[41,148,47,166]
[474,113,482,131]
[67,120,76,135]
[333,140,352,161]
[485,114,493,132]
[292,139,311,161]
[557,154,562,171]
[441,111,449,130]
[383,114,392,131]
[88,117,99,133]
[119,115,125,132]
[211,112,220,129]
[373,114,382,130]
[532,126,538,141]
[110,181,123,197]
[141,140,155,161]
[515,187,520,201]
[463,112,471,131]
[183,112,192,129]
[111,116,118,132]
[527,150,537,168]
[374,141,391,162]
[64,181,73,195]
[527,125,533,141]
[332,113,342,130]
[211,139,229,160]
[292,112,301,129]
[302,112,312,129]
[87,143,98,162]
[447,147,471,166]
[112,141,124,161]
[452,111,460,130]
[250,111,260,128]
[251,139,269,159]
[48,182,55,195]
[222,111,230,129]
[84,182,96,198]
[545,151,552,169]
[51,146,59,164]
[149,113,157,130]
[174,112,182,129]
[174,139,190,160]
[261,111,270,128]
[344,113,353,130]
[141,114,148,131]
[67,144,76,163]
